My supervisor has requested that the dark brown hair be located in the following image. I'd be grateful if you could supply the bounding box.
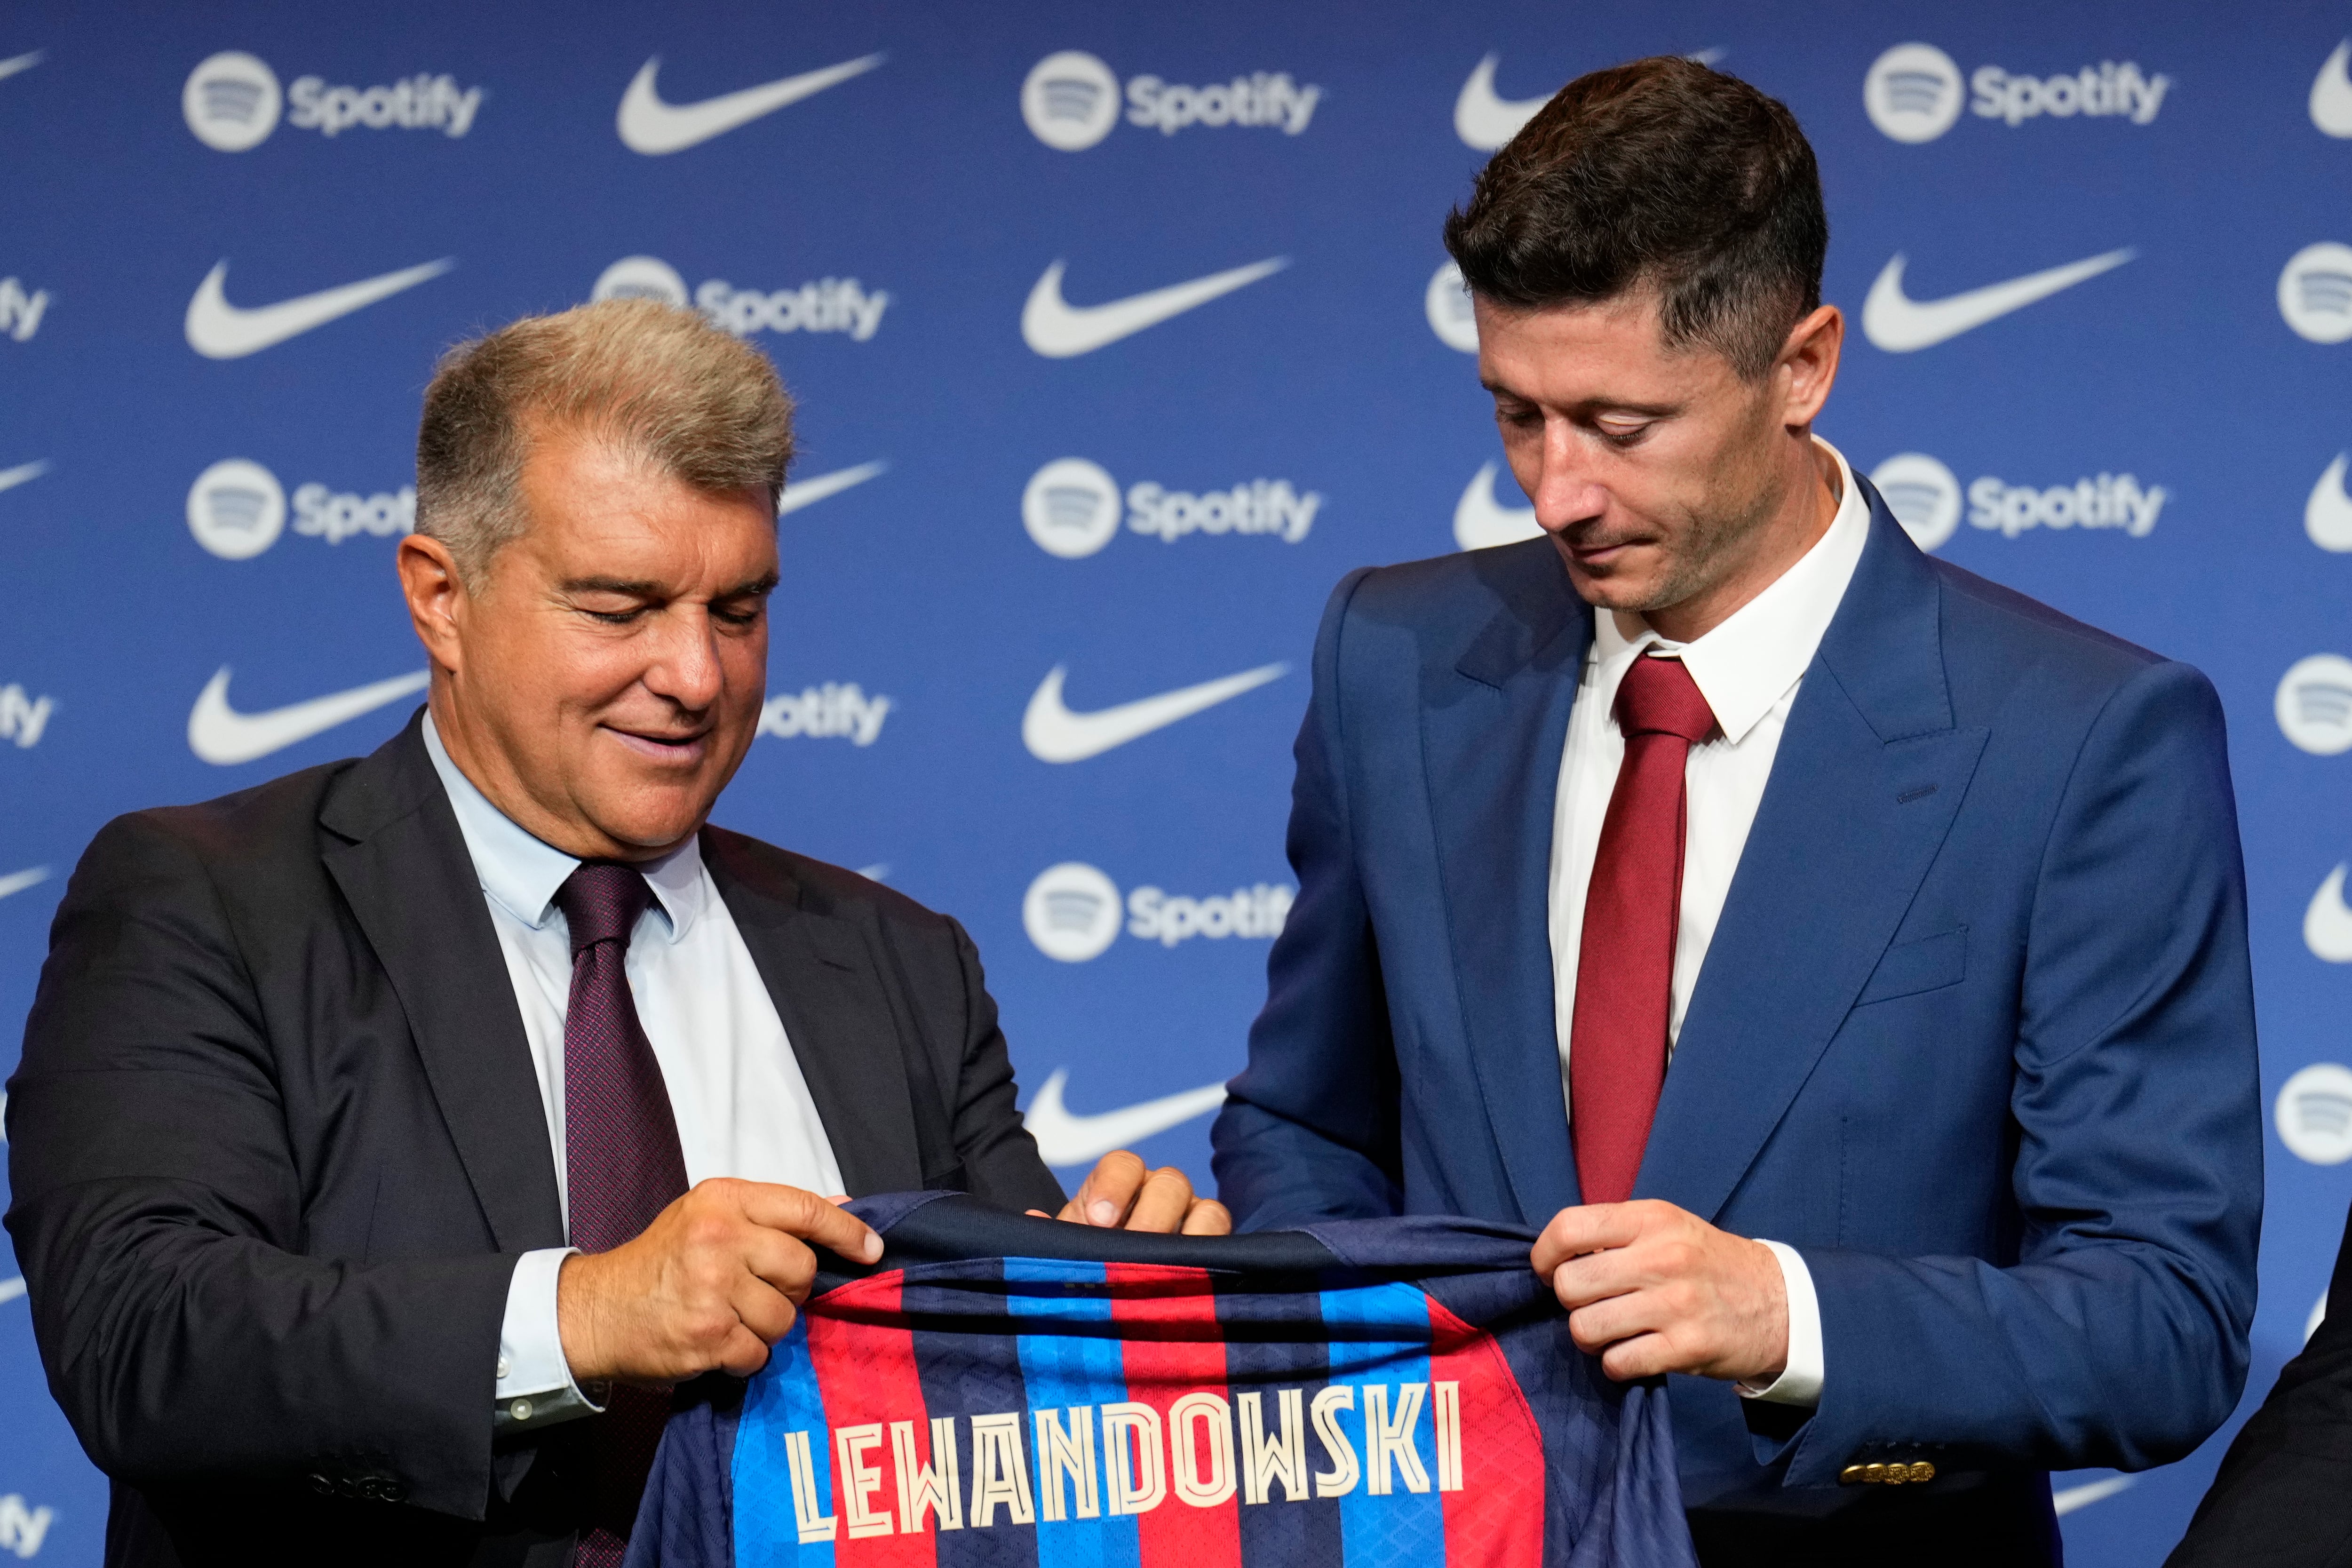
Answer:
[1443,56,1828,380]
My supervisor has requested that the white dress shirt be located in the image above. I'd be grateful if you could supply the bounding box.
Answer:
[421,715,844,1428]
[1546,437,1870,1408]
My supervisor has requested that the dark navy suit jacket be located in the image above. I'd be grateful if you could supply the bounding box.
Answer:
[1212,485,2264,1557]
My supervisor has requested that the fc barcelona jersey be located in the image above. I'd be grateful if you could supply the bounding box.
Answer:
[625,1193,1695,1568]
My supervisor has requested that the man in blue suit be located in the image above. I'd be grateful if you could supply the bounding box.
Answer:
[1211,57,2263,1563]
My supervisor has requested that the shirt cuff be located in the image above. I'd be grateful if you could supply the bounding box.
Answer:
[494,1247,605,1433]
[1735,1239,1823,1408]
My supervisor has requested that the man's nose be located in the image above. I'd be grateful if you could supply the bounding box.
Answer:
[1532,421,1610,534]
[640,609,725,710]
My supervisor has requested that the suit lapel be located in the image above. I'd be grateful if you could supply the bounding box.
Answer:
[1638,496,1988,1221]
[1421,541,1592,1225]
[319,714,566,1253]
[702,837,927,1197]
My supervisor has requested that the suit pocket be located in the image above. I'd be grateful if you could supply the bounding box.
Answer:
[1854,928,1967,1006]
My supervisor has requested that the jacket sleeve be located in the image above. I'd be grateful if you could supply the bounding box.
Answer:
[1776,660,2264,1485]
[2,813,517,1520]
[1213,568,1407,1228]
[939,916,1068,1217]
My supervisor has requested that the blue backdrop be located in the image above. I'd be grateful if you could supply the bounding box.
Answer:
[3,3,2349,1561]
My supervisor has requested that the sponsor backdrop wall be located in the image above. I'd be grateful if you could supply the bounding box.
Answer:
[0,1,2348,1560]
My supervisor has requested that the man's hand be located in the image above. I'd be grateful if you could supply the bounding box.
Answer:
[557,1178,881,1385]
[1027,1150,1232,1235]
[1532,1199,1787,1384]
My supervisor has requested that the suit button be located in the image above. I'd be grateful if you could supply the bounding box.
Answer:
[1909,1461,1935,1483]
[1839,1465,1866,1485]
[509,1397,534,1423]
[1862,1463,1887,1483]
[496,1356,510,1380]
[308,1472,335,1496]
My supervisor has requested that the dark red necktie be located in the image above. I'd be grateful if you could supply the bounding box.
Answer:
[555,862,689,1567]
[1569,653,1718,1206]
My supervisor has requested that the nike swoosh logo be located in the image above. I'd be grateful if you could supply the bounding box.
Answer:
[0,50,41,84]
[0,865,51,900]
[0,458,48,495]
[2052,1476,2135,1517]
[1453,462,1543,550]
[2308,454,2352,551]
[0,1278,24,1306]
[2315,41,2352,137]
[2307,864,2352,962]
[1023,662,1287,763]
[1861,249,2135,352]
[188,667,430,765]
[1023,1068,1228,1167]
[1454,54,1548,150]
[616,54,883,155]
[1022,257,1288,358]
[185,257,454,360]
[777,460,887,516]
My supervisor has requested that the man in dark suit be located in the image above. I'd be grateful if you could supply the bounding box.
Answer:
[1210,58,2263,1563]
[4,298,1224,1568]
[2168,1196,2352,1565]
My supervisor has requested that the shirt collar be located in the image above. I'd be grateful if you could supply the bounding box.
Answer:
[421,710,704,943]
[1591,436,1871,745]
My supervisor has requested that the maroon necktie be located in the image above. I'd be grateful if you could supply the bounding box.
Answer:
[1569,653,1718,1206]
[555,862,689,1567]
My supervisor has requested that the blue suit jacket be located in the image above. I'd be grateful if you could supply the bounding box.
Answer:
[1212,486,2263,1543]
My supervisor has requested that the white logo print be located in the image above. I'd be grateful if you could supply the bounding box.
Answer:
[187,459,286,559]
[2277,653,2352,755]
[758,683,891,746]
[1023,663,1287,763]
[1967,471,2164,539]
[778,461,887,517]
[591,255,690,306]
[1023,1068,1227,1167]
[1020,50,1319,149]
[2280,243,2352,343]
[1426,261,1478,353]
[1022,51,1122,150]
[1128,882,1293,947]
[2052,1477,2136,1517]
[1024,862,1124,961]
[184,51,282,150]
[188,667,429,765]
[1864,43,1964,142]
[184,257,453,358]
[1861,248,2134,351]
[1023,458,1123,557]
[0,277,50,342]
[1022,256,1288,358]
[2307,865,2352,962]
[286,73,483,138]
[0,459,48,496]
[0,866,50,900]
[1455,55,1548,150]
[1869,454,1963,551]
[0,1494,54,1559]
[0,685,54,748]
[1970,62,2168,127]
[2312,41,2352,137]
[2276,1061,2352,1164]
[293,482,415,545]
[1453,463,1541,551]
[616,54,883,155]
[1128,478,1320,544]
[696,277,888,341]
[2307,454,2352,550]
[0,51,42,85]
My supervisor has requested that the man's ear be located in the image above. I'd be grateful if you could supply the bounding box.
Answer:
[397,533,469,675]
[1776,303,1844,430]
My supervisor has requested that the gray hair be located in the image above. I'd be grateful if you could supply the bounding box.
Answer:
[414,298,795,584]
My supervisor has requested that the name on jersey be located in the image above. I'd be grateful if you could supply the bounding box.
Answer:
[777,1382,1468,1543]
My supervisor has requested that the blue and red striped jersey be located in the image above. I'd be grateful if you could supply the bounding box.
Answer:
[626,1193,1695,1568]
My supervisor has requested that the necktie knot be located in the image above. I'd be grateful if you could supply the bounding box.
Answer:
[1614,653,1717,745]
[554,862,654,955]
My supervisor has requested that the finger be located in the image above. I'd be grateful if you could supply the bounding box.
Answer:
[731,1271,800,1346]
[1531,1202,1649,1276]
[715,1324,779,1380]
[1597,1330,1678,1384]
[1182,1198,1234,1236]
[737,1182,882,1264]
[1123,1168,1195,1233]
[1547,1246,1648,1311]
[741,1227,821,1306]
[1026,1209,1052,1218]
[1075,1151,1147,1227]
[1565,1291,1664,1355]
